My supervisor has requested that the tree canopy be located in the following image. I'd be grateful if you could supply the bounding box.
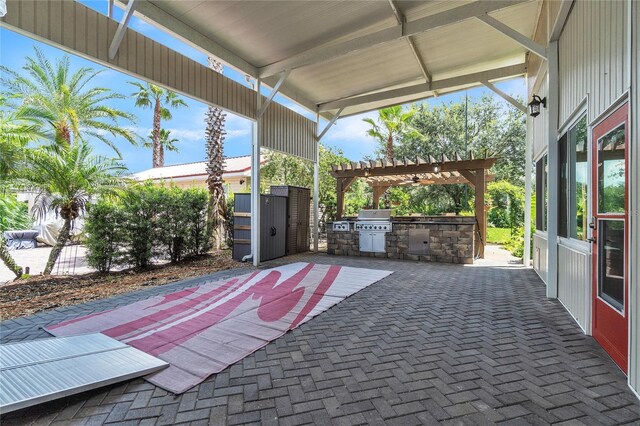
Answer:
[1,47,138,156]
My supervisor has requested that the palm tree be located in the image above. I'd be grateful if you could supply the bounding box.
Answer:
[204,57,228,249]
[0,47,138,156]
[129,82,187,167]
[24,142,127,275]
[0,97,44,180]
[143,129,180,156]
[0,100,44,279]
[363,106,419,161]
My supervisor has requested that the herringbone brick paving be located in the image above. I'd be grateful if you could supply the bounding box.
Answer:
[1,254,639,425]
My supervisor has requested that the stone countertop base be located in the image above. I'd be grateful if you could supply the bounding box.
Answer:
[328,220,476,264]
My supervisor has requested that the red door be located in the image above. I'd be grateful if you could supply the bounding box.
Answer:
[591,103,629,372]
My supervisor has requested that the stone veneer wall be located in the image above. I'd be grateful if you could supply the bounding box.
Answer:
[327,220,476,264]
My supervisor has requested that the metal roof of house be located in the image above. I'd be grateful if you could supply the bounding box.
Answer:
[127,0,541,117]
[132,155,266,181]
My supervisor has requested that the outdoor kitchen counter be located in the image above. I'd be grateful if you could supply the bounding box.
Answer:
[327,216,476,264]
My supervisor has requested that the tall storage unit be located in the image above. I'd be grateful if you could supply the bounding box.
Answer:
[270,186,310,255]
[232,194,287,262]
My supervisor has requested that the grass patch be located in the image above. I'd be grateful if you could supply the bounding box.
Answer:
[486,227,512,244]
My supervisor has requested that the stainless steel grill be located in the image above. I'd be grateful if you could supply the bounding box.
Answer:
[356,210,392,253]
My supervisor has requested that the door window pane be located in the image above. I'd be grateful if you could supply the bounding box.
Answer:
[571,116,588,240]
[598,220,625,311]
[597,124,626,213]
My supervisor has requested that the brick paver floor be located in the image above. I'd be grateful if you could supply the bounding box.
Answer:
[1,254,639,425]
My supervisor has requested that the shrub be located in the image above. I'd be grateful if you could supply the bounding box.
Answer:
[224,194,234,247]
[84,183,211,270]
[0,194,31,232]
[84,201,124,272]
[121,184,160,268]
[487,181,524,232]
[156,186,209,262]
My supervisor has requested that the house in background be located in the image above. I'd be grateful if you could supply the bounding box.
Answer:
[132,155,266,194]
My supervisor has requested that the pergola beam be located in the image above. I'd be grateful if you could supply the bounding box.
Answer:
[259,0,528,78]
[370,174,495,187]
[109,0,138,59]
[319,63,526,112]
[332,158,498,178]
[476,13,547,60]
[481,80,527,113]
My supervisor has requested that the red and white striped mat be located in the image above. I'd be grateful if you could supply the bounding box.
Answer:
[46,262,392,393]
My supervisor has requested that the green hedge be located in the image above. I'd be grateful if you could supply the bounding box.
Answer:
[85,184,210,272]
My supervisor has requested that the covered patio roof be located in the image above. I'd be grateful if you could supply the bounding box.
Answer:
[120,0,540,118]
[1,0,541,266]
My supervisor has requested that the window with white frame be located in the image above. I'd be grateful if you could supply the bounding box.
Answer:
[535,154,547,232]
[557,115,588,241]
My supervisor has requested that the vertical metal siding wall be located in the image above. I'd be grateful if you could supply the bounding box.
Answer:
[629,0,639,398]
[1,0,256,119]
[533,234,548,283]
[558,0,629,125]
[558,245,591,333]
[2,0,319,164]
[532,76,549,160]
[260,102,317,162]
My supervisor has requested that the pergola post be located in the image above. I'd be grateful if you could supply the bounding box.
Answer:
[474,169,486,258]
[336,177,355,220]
[336,179,345,220]
[372,186,390,209]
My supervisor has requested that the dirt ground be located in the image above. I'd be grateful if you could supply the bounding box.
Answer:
[0,251,250,320]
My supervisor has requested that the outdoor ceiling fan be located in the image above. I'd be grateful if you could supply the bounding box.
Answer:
[402,175,421,186]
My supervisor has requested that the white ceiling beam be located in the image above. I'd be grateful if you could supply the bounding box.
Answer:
[549,0,574,42]
[107,0,114,19]
[317,108,344,141]
[387,0,403,25]
[109,0,137,59]
[259,0,529,78]
[257,69,291,118]
[387,0,433,84]
[319,63,526,112]
[406,37,432,83]
[481,80,527,113]
[116,1,318,115]
[121,0,257,76]
[476,13,547,60]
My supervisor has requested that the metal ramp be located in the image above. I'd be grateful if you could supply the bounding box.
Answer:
[0,333,168,413]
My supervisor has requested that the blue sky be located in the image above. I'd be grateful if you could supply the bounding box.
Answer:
[0,0,526,173]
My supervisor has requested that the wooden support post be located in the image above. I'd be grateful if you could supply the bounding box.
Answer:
[372,186,390,209]
[474,169,486,258]
[458,170,476,187]
[336,177,356,220]
[336,179,345,220]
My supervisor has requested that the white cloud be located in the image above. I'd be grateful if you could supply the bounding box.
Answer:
[227,128,251,138]
[324,112,377,145]
[166,128,204,142]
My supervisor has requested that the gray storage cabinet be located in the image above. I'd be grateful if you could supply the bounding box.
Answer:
[232,194,287,262]
[270,186,310,255]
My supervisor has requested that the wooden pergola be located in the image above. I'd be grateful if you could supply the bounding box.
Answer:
[330,155,498,258]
